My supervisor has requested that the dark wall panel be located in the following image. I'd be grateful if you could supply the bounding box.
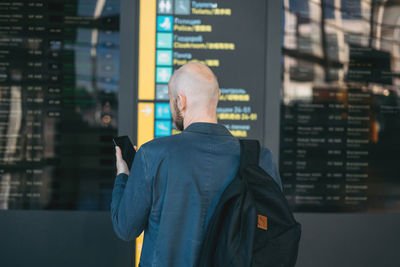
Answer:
[295,213,400,267]
[0,211,133,267]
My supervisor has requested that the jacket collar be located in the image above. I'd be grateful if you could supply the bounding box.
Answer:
[184,122,233,136]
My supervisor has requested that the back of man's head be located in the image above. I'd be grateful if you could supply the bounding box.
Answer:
[168,63,220,130]
[169,62,220,111]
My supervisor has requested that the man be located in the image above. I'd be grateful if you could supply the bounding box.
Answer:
[111,63,282,266]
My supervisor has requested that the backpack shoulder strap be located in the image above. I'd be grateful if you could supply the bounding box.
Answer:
[239,139,260,173]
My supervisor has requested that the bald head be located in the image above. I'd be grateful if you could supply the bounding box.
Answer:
[168,62,220,130]
[168,62,220,109]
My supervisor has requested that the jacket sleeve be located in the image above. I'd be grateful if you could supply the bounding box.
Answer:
[259,147,283,191]
[110,146,152,241]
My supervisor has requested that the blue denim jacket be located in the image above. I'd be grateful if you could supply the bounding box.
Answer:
[111,123,282,267]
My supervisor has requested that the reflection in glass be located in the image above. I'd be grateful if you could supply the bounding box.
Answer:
[0,0,120,210]
[281,0,400,212]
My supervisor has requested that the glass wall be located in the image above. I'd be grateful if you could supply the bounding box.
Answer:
[0,0,120,210]
[281,0,400,212]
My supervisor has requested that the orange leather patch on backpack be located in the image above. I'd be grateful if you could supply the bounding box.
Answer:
[257,215,268,231]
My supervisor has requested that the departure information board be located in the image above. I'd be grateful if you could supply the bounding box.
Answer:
[281,0,400,212]
[0,0,120,210]
[136,0,267,146]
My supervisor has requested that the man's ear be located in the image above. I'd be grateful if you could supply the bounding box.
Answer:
[218,89,221,97]
[177,93,187,112]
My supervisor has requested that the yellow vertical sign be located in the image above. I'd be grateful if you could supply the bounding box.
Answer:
[136,102,154,266]
[137,0,156,265]
[137,102,155,146]
[138,0,156,100]
[135,233,144,267]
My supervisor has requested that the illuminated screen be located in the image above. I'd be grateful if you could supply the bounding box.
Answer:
[281,0,400,212]
[0,0,120,210]
[136,0,268,146]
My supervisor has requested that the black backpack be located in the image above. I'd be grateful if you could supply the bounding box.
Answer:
[197,139,301,267]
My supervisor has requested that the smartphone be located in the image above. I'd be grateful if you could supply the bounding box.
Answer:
[112,136,136,170]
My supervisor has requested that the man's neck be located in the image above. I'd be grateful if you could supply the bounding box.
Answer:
[183,115,218,130]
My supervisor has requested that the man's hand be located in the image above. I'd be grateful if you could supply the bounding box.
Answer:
[115,146,137,175]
